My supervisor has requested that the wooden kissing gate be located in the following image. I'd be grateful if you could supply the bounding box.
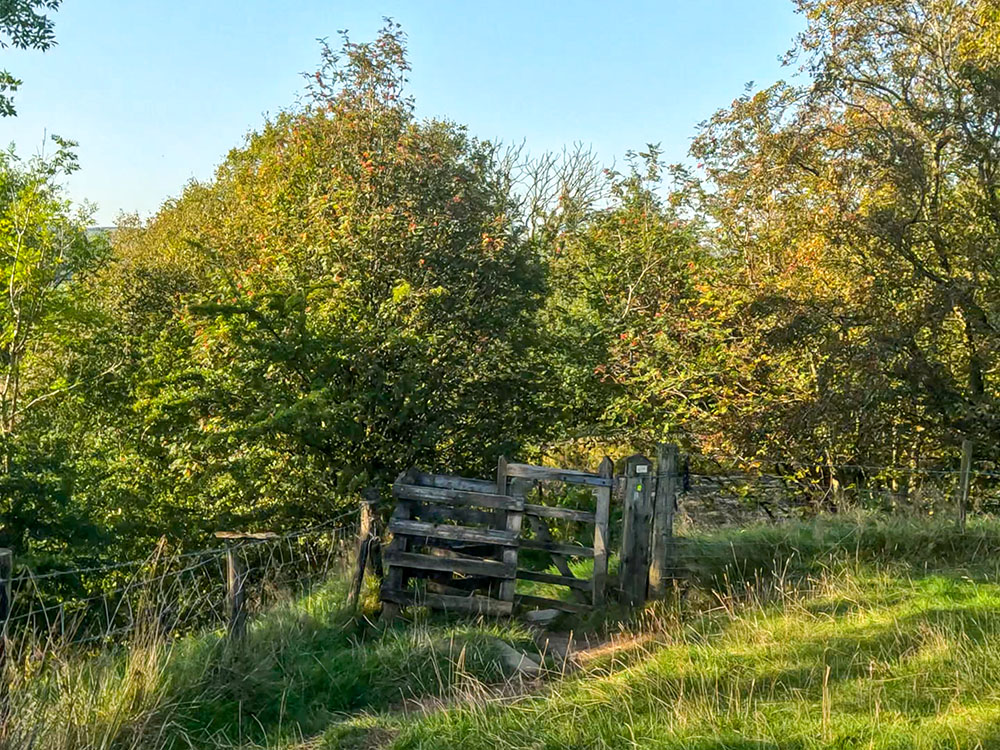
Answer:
[379,448,680,618]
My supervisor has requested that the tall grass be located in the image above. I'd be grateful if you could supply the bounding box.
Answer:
[383,515,1000,749]
[0,565,535,749]
[13,513,1000,749]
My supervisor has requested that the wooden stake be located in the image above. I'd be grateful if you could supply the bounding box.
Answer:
[649,444,679,598]
[957,438,973,532]
[225,544,247,641]
[0,548,11,724]
[348,489,383,609]
[593,457,613,606]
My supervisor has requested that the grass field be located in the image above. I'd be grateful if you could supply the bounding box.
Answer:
[14,514,1000,749]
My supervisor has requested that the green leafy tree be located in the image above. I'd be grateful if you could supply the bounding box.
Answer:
[688,0,1000,478]
[0,138,108,552]
[1,0,60,116]
[541,147,721,457]
[80,24,546,537]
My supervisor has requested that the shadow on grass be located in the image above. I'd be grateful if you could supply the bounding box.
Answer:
[376,569,1000,749]
[164,579,536,748]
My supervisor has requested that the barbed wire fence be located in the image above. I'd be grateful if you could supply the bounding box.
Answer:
[676,448,1000,526]
[0,506,362,671]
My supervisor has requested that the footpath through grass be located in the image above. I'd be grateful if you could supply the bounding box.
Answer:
[338,515,1000,749]
[16,514,1000,749]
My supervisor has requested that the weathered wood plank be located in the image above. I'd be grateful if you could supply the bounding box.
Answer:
[593,456,613,607]
[394,483,525,512]
[388,519,518,547]
[515,569,593,592]
[523,504,596,524]
[412,538,500,557]
[519,537,594,558]
[412,471,497,494]
[506,463,613,487]
[381,587,513,616]
[411,504,495,528]
[515,594,591,615]
[620,454,654,606]
[385,551,515,579]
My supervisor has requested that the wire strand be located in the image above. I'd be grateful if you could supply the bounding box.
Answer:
[12,507,359,584]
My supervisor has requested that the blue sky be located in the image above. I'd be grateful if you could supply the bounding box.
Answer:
[3,1,803,225]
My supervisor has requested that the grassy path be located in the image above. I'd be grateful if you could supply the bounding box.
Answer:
[19,515,1000,749]
[355,566,1000,749]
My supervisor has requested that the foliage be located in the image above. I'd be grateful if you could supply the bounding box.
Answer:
[0,0,60,116]
[689,0,1000,477]
[0,138,108,554]
[44,23,548,555]
[12,4,1000,563]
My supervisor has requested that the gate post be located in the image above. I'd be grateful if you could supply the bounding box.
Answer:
[649,443,679,598]
[348,488,383,609]
[497,456,523,604]
[592,457,613,606]
[225,544,247,641]
[620,454,653,606]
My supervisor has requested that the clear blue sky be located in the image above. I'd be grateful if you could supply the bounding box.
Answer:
[2,1,803,225]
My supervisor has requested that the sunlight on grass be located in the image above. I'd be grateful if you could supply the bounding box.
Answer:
[18,514,1000,749]
[384,517,1000,749]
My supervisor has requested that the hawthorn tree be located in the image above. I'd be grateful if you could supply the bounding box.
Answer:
[84,24,547,535]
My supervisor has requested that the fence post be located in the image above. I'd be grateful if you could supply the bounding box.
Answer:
[957,438,973,532]
[649,444,679,598]
[225,544,247,641]
[496,456,523,605]
[620,454,654,606]
[348,489,383,609]
[0,548,11,723]
[593,456,613,607]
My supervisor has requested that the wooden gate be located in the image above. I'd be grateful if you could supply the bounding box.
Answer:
[380,456,612,617]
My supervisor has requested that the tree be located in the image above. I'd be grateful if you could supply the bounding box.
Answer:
[80,24,547,536]
[0,138,107,444]
[0,137,108,553]
[0,0,60,116]
[691,0,1000,477]
[541,147,721,456]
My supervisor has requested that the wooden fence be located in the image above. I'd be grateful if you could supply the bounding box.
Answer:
[377,446,680,617]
